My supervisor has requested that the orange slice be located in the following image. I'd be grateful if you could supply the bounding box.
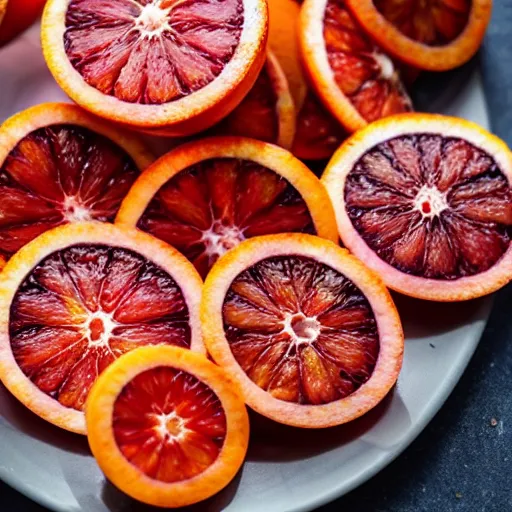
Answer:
[116,137,338,277]
[322,113,512,301]
[0,103,153,264]
[346,0,492,72]
[87,345,249,508]
[0,0,46,47]
[0,222,203,434]
[213,51,296,149]
[41,0,268,136]
[300,0,413,133]
[202,233,404,428]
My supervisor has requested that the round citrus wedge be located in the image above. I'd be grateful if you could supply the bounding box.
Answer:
[0,222,203,434]
[86,345,249,508]
[0,0,46,47]
[322,113,512,302]
[300,0,413,133]
[0,102,153,264]
[201,233,404,428]
[116,137,338,277]
[213,52,296,149]
[41,0,268,136]
[346,0,492,72]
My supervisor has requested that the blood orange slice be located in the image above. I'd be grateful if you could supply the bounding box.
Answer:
[323,113,512,301]
[346,0,492,72]
[0,222,203,434]
[213,52,296,149]
[116,137,338,277]
[0,0,46,47]
[0,103,153,265]
[86,345,249,508]
[41,0,268,136]
[202,234,404,428]
[300,0,413,133]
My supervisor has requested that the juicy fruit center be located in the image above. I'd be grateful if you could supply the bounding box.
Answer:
[113,366,227,483]
[374,0,471,46]
[9,245,191,411]
[344,134,512,280]
[323,0,412,123]
[0,125,138,262]
[137,158,316,278]
[223,255,380,405]
[64,0,244,104]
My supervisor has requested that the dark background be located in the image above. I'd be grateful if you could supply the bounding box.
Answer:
[1,2,511,511]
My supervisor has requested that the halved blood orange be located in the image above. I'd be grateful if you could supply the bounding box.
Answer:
[292,92,346,161]
[0,103,153,264]
[322,113,512,302]
[0,0,46,47]
[346,0,492,72]
[213,51,296,149]
[116,137,339,277]
[86,345,249,508]
[202,234,404,428]
[300,0,413,133]
[41,0,268,136]
[0,222,203,434]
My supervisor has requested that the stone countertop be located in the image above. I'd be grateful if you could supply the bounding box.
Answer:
[1,2,512,511]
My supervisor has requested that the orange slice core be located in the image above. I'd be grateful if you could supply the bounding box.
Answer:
[374,0,470,47]
[10,244,192,411]
[344,134,512,279]
[324,0,412,123]
[113,365,227,483]
[222,255,379,404]
[64,0,243,104]
[138,158,316,277]
[0,125,138,261]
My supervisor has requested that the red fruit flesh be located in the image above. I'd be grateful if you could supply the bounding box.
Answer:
[324,0,413,123]
[9,245,191,411]
[113,366,226,482]
[222,255,379,405]
[292,92,346,161]
[344,134,512,279]
[64,0,243,104]
[0,125,138,262]
[374,0,470,46]
[215,62,278,143]
[137,159,316,277]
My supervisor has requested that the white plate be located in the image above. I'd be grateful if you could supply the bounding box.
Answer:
[0,23,493,512]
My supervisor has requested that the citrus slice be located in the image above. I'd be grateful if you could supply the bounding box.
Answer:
[42,0,268,136]
[346,0,492,72]
[86,345,249,508]
[0,0,46,47]
[0,222,203,434]
[201,234,404,428]
[300,0,413,133]
[213,52,296,149]
[0,103,153,264]
[322,113,512,302]
[116,137,338,277]
[292,92,346,161]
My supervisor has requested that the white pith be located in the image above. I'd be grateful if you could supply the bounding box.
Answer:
[414,184,449,218]
[82,311,118,349]
[201,220,246,260]
[134,1,172,39]
[62,196,94,222]
[154,411,189,441]
[281,313,321,357]
[374,52,395,81]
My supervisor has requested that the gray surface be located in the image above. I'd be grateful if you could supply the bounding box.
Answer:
[1,3,512,512]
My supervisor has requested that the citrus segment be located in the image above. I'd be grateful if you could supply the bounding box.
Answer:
[300,0,413,132]
[116,137,338,277]
[322,114,512,301]
[346,0,492,71]
[0,103,153,263]
[0,222,203,434]
[86,346,249,507]
[0,0,46,47]
[214,52,296,149]
[42,0,268,135]
[202,234,404,428]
